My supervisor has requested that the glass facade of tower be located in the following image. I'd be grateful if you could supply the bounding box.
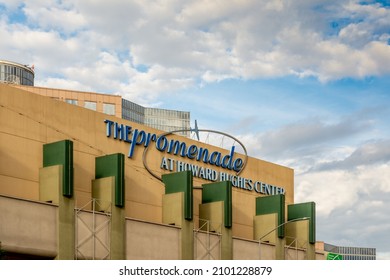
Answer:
[0,60,34,86]
[122,99,190,136]
[145,108,190,137]
[122,99,145,124]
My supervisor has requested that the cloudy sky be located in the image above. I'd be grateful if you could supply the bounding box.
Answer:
[1,0,390,259]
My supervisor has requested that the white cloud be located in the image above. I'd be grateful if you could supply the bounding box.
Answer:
[37,77,93,92]
[377,251,390,260]
[23,5,86,34]
[62,52,135,89]
[2,0,389,97]
[0,0,24,10]
[247,117,371,161]
[233,110,390,221]
[339,23,371,47]
[295,170,359,216]
[314,139,390,171]
[295,161,390,215]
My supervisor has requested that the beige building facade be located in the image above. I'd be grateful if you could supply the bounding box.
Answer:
[13,84,190,137]
[0,84,324,260]
[12,84,122,119]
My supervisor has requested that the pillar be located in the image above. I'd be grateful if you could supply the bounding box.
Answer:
[39,140,75,260]
[200,181,232,260]
[254,194,285,260]
[94,153,126,260]
[162,171,194,260]
[286,202,316,260]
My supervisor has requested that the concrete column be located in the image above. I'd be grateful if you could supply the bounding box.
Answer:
[254,213,285,260]
[162,192,194,259]
[199,201,232,260]
[39,165,75,260]
[287,202,316,260]
[162,171,194,260]
[254,194,286,260]
[200,181,233,260]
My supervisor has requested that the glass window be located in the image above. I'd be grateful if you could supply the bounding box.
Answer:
[65,99,78,105]
[103,103,116,115]
[84,101,97,111]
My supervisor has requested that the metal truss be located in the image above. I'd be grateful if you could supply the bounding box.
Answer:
[75,199,111,260]
[194,219,221,260]
[284,236,307,260]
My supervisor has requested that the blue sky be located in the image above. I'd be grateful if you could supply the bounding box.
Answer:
[1,0,390,259]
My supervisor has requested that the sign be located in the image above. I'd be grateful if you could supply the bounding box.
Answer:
[104,119,286,195]
[327,253,343,260]
[104,119,245,172]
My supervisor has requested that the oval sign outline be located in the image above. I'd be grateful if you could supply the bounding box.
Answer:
[142,128,248,182]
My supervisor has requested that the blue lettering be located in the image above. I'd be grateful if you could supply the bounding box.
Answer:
[177,160,185,172]
[104,119,114,137]
[144,133,157,147]
[196,147,209,162]
[114,122,124,140]
[156,136,168,151]
[221,146,235,169]
[246,179,254,191]
[205,168,212,180]
[199,167,205,179]
[232,158,243,172]
[128,129,147,158]
[208,151,222,167]
[254,181,262,193]
[231,175,238,187]
[160,157,169,170]
[124,125,132,143]
[219,172,227,181]
[104,120,247,175]
[167,140,187,157]
[186,145,198,159]
[190,164,199,177]
[168,158,175,171]
[211,170,218,181]
[263,183,271,195]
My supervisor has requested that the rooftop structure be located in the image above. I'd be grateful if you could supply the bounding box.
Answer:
[0,60,35,86]
[2,58,189,136]
[13,84,190,136]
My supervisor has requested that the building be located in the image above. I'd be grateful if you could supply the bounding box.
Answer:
[144,107,190,137]
[0,83,324,260]
[12,84,123,119]
[324,243,376,260]
[12,84,190,137]
[122,99,190,137]
[1,59,189,135]
[0,60,35,86]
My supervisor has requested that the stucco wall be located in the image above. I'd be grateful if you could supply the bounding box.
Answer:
[126,219,180,260]
[0,195,57,257]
